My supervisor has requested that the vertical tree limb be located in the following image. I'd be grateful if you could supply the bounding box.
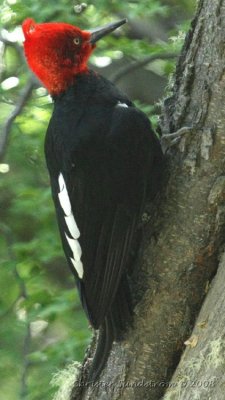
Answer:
[163,251,225,400]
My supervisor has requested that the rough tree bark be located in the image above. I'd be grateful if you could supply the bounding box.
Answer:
[70,0,225,399]
[162,251,225,399]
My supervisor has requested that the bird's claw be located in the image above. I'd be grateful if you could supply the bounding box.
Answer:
[160,126,194,154]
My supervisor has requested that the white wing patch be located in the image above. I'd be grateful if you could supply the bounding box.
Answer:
[70,258,83,280]
[65,232,82,261]
[58,176,72,216]
[117,101,128,108]
[58,173,65,191]
[58,173,83,279]
[65,215,80,239]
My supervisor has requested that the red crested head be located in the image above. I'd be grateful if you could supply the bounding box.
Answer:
[22,19,93,95]
[22,18,127,95]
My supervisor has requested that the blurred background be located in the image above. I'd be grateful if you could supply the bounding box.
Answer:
[0,1,195,399]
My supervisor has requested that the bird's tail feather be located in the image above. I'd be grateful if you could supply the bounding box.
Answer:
[88,276,132,382]
[87,314,113,382]
[110,275,133,340]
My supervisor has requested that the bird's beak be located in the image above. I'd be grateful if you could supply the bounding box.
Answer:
[88,19,127,44]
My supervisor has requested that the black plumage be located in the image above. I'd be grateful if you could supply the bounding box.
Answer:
[44,70,163,380]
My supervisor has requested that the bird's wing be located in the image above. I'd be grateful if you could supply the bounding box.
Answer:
[50,106,156,328]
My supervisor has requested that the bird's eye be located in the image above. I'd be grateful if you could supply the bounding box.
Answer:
[73,37,81,45]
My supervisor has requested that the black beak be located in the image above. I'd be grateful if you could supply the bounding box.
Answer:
[89,19,127,44]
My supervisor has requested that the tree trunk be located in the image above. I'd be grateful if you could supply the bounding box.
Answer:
[70,0,225,398]
[162,251,225,400]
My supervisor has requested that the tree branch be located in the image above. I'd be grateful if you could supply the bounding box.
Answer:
[111,52,177,84]
[0,31,24,60]
[0,77,36,162]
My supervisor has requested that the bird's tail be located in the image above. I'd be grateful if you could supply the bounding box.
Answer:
[88,276,132,382]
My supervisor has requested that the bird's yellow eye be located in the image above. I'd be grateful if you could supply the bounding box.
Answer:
[73,37,81,45]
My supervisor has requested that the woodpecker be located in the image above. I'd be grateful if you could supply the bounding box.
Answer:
[22,18,163,381]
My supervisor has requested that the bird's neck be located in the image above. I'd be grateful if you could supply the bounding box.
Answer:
[52,69,98,101]
[35,64,89,97]
[47,66,90,96]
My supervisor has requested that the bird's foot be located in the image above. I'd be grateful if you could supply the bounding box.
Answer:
[160,126,194,154]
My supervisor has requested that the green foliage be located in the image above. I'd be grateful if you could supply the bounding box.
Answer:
[0,1,195,399]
